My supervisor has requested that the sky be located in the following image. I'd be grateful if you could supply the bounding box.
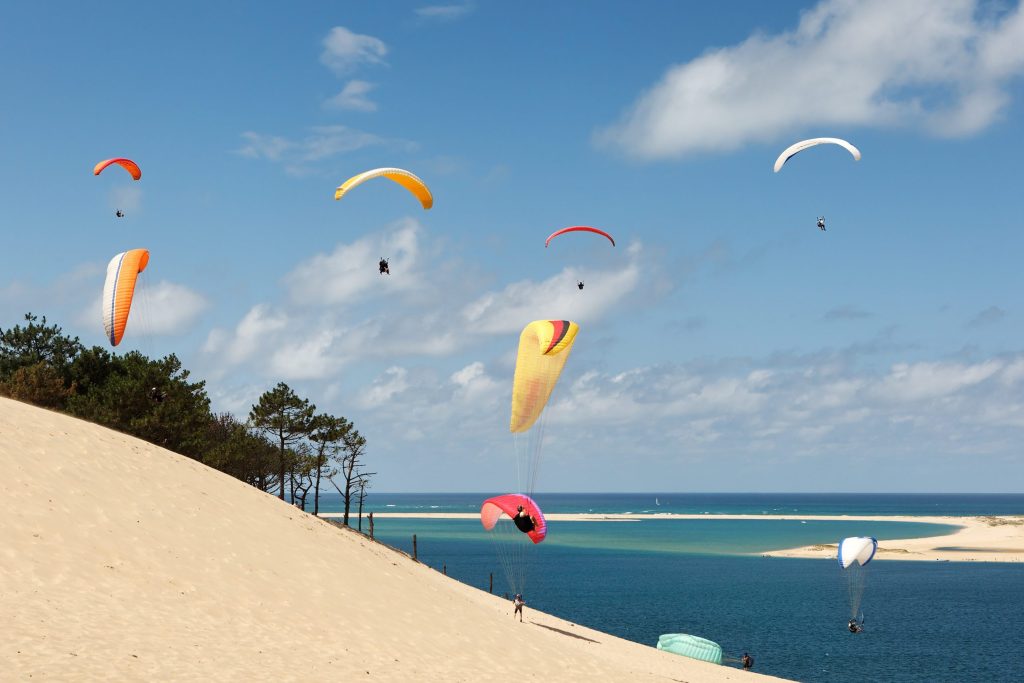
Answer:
[2,0,1023,492]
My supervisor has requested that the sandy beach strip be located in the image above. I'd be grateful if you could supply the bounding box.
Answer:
[0,397,785,682]
[337,512,1024,563]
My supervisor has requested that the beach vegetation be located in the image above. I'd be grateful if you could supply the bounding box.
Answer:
[0,313,83,392]
[249,382,317,501]
[1,313,373,518]
[1,361,75,408]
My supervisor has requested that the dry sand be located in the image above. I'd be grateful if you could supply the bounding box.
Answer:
[0,397,784,682]
[344,513,1024,563]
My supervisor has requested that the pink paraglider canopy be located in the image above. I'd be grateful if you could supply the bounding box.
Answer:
[480,493,547,544]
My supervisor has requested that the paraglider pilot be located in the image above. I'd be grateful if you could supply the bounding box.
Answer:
[513,505,536,533]
[513,593,525,622]
[378,257,389,275]
[817,216,826,231]
[116,210,125,218]
[577,281,584,290]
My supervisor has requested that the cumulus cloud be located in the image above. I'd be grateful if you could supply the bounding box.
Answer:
[326,80,378,112]
[81,280,208,339]
[284,218,423,307]
[201,225,651,386]
[320,26,388,75]
[139,282,209,335]
[462,242,644,334]
[597,0,1024,159]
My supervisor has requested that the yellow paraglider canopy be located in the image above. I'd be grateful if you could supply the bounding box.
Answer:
[334,167,433,209]
[510,320,579,433]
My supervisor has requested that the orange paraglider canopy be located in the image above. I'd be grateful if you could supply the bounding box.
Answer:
[94,158,142,180]
[545,226,615,248]
[480,494,547,544]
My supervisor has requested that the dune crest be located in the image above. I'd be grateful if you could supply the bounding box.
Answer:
[0,398,783,681]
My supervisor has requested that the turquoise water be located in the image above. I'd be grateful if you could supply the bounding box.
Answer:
[366,517,957,556]
[326,492,1024,517]
[316,494,1024,682]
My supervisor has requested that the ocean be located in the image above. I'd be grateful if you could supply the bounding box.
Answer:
[316,493,1024,682]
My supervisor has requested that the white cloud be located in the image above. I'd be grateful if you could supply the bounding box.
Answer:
[597,0,1024,159]
[320,26,388,75]
[415,3,474,21]
[461,242,644,334]
[237,126,389,164]
[268,328,342,380]
[326,80,378,112]
[284,218,422,307]
[212,304,289,366]
[872,359,1002,402]
[237,126,413,176]
[138,281,209,335]
[359,366,410,408]
[81,280,207,339]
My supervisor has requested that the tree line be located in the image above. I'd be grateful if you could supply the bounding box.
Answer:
[0,313,371,522]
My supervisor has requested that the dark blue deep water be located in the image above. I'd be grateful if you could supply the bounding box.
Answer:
[316,494,1024,682]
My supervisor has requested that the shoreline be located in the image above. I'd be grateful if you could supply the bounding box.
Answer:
[322,512,1024,563]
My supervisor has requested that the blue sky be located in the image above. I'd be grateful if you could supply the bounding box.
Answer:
[2,1,1023,492]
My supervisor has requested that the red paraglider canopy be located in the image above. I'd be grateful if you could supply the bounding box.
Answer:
[480,493,547,544]
[93,158,142,180]
[545,226,615,248]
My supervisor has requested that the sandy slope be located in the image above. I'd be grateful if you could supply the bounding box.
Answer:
[0,397,783,682]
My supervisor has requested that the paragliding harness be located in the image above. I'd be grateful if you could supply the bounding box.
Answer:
[116,210,125,218]
[513,507,536,533]
[817,216,826,231]
[577,281,584,290]
[379,258,390,275]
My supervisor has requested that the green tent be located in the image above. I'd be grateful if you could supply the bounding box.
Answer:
[656,633,723,665]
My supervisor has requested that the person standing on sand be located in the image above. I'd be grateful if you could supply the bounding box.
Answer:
[742,653,753,670]
[513,594,525,622]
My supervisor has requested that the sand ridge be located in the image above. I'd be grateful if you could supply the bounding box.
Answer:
[0,397,784,682]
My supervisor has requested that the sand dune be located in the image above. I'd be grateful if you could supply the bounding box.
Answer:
[0,397,783,682]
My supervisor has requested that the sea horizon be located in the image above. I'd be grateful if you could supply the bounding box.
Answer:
[312,492,1024,682]
[317,491,1024,518]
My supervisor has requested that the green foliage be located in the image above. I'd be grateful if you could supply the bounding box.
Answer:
[249,382,316,499]
[203,413,279,490]
[0,361,75,408]
[1,313,370,504]
[0,313,83,386]
[67,351,212,459]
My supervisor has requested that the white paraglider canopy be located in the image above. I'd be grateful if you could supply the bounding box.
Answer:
[838,536,877,568]
[773,137,861,172]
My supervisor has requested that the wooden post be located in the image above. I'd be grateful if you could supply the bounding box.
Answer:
[368,512,374,539]
[489,572,493,594]
[442,563,447,576]
[412,534,418,561]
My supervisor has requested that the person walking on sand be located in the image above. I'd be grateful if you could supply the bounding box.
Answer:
[513,594,525,622]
